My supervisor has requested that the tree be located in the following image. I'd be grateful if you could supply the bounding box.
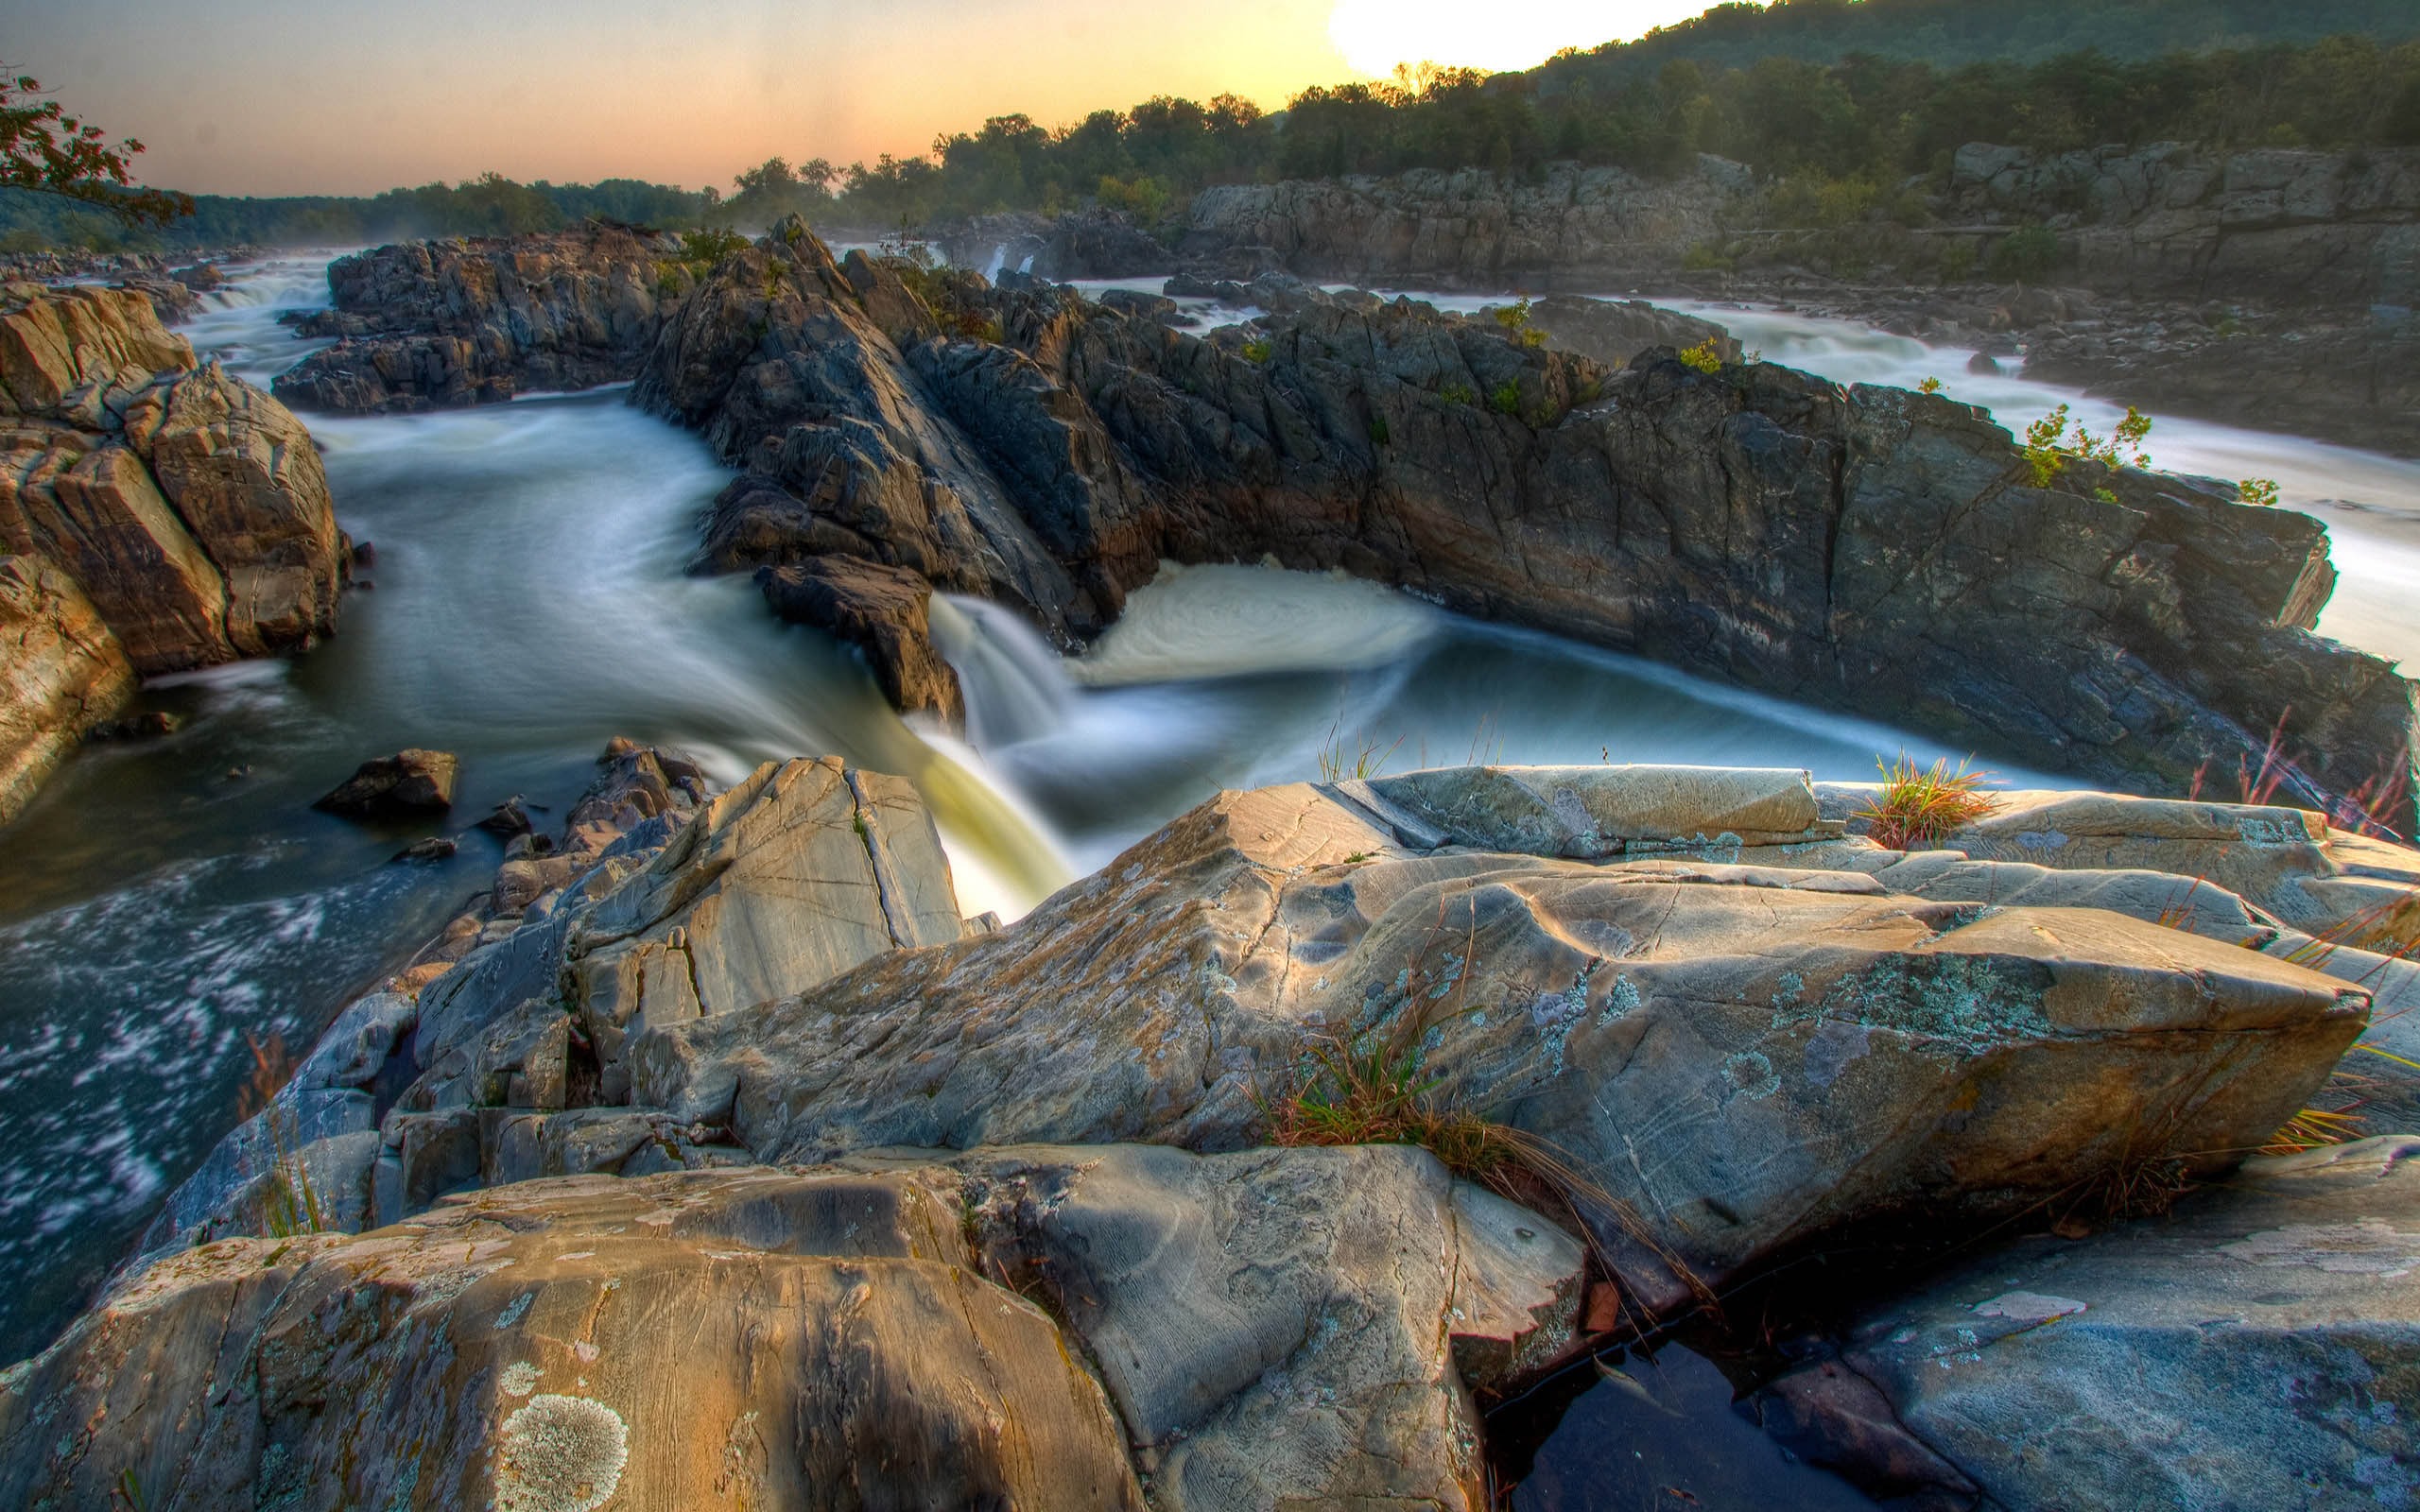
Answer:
[0,65,190,226]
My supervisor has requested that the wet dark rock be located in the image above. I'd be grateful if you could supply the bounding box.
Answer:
[755,557,963,724]
[391,835,457,863]
[473,794,533,836]
[314,747,459,818]
[1766,1136,2420,1512]
[272,224,693,414]
[88,709,179,740]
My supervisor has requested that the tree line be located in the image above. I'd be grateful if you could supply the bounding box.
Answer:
[7,7,2419,253]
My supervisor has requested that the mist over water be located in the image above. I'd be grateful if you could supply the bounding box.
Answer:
[7,253,2368,1365]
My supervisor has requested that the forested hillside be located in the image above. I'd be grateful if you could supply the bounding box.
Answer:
[9,0,2419,251]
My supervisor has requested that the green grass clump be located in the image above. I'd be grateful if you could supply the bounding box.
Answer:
[1678,338,1724,374]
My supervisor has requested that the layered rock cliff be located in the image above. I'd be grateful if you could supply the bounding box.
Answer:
[633,220,2416,832]
[0,284,343,822]
[272,224,697,414]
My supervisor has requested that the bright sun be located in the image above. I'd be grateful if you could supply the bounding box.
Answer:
[1325,0,1717,77]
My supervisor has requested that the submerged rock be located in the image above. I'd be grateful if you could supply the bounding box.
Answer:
[314,747,460,817]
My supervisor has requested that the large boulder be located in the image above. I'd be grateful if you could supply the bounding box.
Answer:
[632,771,2367,1314]
[0,1168,1147,1512]
[0,554,133,825]
[273,224,696,414]
[0,282,193,420]
[122,363,342,654]
[1760,1135,2420,1511]
[0,288,341,672]
[1526,294,1738,368]
[6,1149,1584,1512]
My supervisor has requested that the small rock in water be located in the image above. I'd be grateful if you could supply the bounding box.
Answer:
[392,835,458,863]
[475,795,534,836]
[314,748,459,818]
[90,710,181,741]
[1967,351,2004,376]
[351,540,377,567]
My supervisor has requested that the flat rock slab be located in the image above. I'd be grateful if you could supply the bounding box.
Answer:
[1777,1136,2420,1511]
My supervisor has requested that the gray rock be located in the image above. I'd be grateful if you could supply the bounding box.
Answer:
[1774,1136,2420,1512]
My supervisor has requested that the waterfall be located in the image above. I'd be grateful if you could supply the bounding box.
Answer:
[930,595,1079,750]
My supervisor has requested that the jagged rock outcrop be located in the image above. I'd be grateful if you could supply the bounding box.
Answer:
[0,555,133,824]
[648,221,2419,827]
[755,555,963,723]
[1525,293,1737,368]
[1945,142,2420,308]
[272,224,695,414]
[0,284,342,823]
[1759,1135,2420,1512]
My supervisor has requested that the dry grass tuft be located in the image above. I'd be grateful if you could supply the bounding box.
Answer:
[1855,753,1999,851]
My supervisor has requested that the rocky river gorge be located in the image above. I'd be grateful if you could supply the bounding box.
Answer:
[5,214,2420,1508]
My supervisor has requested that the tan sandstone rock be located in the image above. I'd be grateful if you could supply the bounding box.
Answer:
[0,555,133,824]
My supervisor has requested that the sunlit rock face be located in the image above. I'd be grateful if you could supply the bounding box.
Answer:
[0,554,134,825]
[1,1150,1583,1512]
[38,756,2419,1508]
[0,283,341,675]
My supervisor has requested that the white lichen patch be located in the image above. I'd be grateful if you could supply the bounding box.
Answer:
[493,1394,629,1512]
[2219,1220,2420,1277]
[499,1362,543,1398]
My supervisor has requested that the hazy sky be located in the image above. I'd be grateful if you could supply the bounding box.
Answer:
[1,0,1715,197]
